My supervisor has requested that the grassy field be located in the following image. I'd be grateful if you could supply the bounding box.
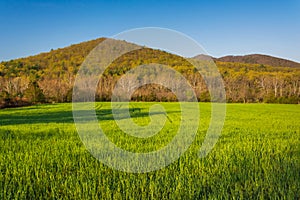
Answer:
[0,103,299,199]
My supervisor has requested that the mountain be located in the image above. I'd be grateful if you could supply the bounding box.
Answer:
[215,54,300,68]
[0,38,300,107]
[192,54,215,61]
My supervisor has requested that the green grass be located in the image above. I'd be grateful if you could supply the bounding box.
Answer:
[0,103,299,199]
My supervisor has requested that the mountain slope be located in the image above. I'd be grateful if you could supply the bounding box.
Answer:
[216,54,300,68]
[1,37,106,73]
[192,54,215,61]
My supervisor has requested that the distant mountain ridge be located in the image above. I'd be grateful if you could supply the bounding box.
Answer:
[193,54,300,68]
[4,40,300,69]
[192,54,215,61]
[216,54,300,68]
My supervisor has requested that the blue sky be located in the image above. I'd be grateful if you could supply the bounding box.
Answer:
[0,0,299,62]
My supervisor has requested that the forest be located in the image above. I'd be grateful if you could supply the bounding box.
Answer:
[0,38,299,108]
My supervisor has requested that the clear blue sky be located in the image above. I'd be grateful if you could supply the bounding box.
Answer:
[0,0,299,62]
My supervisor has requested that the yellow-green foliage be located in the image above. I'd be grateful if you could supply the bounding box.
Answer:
[0,38,299,104]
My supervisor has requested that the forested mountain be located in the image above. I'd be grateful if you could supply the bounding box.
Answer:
[1,38,299,108]
[216,54,300,68]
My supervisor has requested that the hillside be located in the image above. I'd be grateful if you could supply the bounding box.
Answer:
[216,54,300,68]
[192,54,215,61]
[0,38,106,75]
[0,38,300,107]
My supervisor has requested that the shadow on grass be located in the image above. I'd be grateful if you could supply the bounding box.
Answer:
[0,107,178,126]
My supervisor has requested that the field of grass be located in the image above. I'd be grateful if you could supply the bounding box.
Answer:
[0,102,299,199]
